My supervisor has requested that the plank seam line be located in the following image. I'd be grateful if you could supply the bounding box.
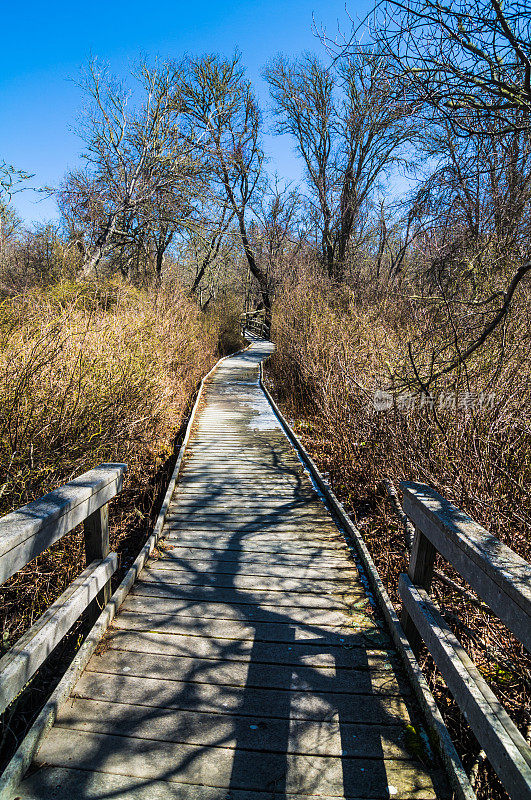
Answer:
[98,649,390,668]
[50,724,415,760]
[66,696,407,723]
[79,672,406,696]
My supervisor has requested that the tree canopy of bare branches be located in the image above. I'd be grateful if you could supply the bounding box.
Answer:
[366,0,531,136]
[176,52,273,308]
[61,59,200,279]
[265,51,414,279]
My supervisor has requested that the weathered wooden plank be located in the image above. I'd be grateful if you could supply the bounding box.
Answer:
[153,552,359,568]
[165,520,335,533]
[183,458,303,468]
[74,665,410,724]
[187,444,294,450]
[159,541,351,559]
[162,552,352,571]
[16,767,440,800]
[53,697,412,759]
[0,554,117,715]
[129,581,368,611]
[139,567,354,594]
[0,463,126,585]
[84,648,408,695]
[122,594,366,626]
[175,477,310,487]
[160,541,347,557]
[169,501,322,514]
[184,451,307,459]
[33,727,436,798]
[166,504,329,516]
[399,575,531,799]
[171,493,317,504]
[152,553,357,575]
[162,530,348,547]
[173,487,318,497]
[172,491,318,501]
[159,544,350,561]
[113,609,389,646]
[104,628,397,667]
[160,543,350,561]
[166,512,334,528]
[402,482,531,650]
[182,458,304,466]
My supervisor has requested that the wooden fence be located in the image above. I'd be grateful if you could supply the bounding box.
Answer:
[240,308,271,339]
[399,482,531,800]
[0,463,126,717]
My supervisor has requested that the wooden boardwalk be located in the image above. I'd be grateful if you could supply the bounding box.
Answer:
[16,340,447,800]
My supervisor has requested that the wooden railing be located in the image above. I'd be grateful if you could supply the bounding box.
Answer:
[399,482,531,800]
[240,308,271,339]
[0,463,126,716]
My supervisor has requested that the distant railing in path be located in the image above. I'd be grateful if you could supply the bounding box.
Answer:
[240,308,271,339]
[399,482,531,800]
[0,463,127,717]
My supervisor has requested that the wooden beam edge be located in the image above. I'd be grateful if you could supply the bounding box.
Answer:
[0,554,118,716]
[0,478,124,587]
[0,464,127,560]
[399,575,531,798]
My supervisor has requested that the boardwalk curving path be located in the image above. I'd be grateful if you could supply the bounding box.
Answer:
[16,340,447,800]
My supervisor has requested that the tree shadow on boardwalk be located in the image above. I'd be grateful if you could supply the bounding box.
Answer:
[19,344,445,800]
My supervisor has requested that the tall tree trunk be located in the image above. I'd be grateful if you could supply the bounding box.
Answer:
[79,214,119,279]
[155,247,164,287]
[233,208,271,310]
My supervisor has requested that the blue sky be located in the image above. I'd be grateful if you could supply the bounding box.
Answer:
[0,0,373,224]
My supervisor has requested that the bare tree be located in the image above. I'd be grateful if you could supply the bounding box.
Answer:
[366,0,531,136]
[64,59,198,279]
[315,1,531,385]
[250,179,304,287]
[265,54,336,275]
[411,113,531,280]
[177,53,272,309]
[0,161,32,209]
[265,51,413,279]
[187,201,235,298]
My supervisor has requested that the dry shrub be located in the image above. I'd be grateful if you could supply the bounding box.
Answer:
[0,280,215,512]
[0,279,234,648]
[205,293,247,356]
[265,275,531,800]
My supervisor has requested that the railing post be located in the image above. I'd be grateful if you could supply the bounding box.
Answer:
[83,503,111,623]
[400,524,437,653]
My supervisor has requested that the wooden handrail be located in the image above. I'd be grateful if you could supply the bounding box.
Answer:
[240,308,271,339]
[398,482,531,799]
[0,464,126,584]
[400,482,531,650]
[0,463,126,714]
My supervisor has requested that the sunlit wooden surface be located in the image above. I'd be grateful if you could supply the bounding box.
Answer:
[17,340,447,799]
